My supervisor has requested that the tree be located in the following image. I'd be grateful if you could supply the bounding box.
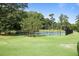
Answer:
[70,24,76,31]
[21,11,43,35]
[40,18,52,29]
[49,13,55,29]
[59,14,70,30]
[0,3,28,34]
[75,15,79,32]
[59,14,63,28]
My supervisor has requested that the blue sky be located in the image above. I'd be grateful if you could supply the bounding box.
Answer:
[26,3,79,24]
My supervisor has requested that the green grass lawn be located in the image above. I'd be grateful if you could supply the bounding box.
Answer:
[0,32,79,56]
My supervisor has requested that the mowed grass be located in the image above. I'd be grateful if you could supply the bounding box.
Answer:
[0,32,79,56]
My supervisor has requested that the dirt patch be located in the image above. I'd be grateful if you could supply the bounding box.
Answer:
[60,43,76,49]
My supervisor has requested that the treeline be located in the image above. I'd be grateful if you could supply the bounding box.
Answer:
[0,3,79,35]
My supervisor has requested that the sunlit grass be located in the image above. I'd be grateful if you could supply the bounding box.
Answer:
[0,32,79,56]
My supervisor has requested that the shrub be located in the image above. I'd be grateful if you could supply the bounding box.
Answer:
[77,41,79,56]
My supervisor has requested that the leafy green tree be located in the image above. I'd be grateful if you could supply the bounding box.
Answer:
[49,13,55,29]
[70,24,76,31]
[75,15,79,32]
[59,14,70,30]
[0,3,28,34]
[21,11,43,34]
[41,18,53,29]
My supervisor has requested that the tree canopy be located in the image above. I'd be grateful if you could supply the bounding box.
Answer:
[0,3,79,35]
[0,3,28,34]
